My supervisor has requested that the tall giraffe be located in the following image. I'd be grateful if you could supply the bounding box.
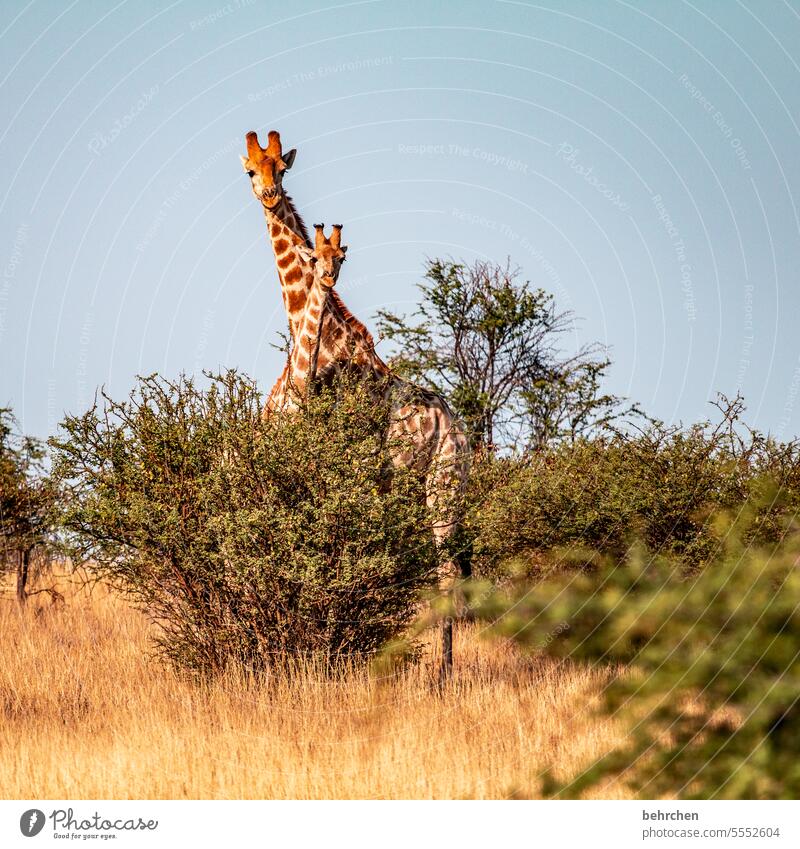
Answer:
[243,132,470,681]
[242,129,389,413]
[240,130,314,411]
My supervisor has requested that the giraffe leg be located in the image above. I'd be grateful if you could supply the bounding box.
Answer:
[388,399,469,689]
[428,507,459,690]
[427,431,469,689]
[438,617,453,689]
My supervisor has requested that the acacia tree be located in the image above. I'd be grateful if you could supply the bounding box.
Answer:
[0,408,60,605]
[522,354,642,450]
[375,258,634,451]
[50,372,436,674]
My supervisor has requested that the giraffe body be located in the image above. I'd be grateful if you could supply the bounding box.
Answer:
[282,223,470,587]
[243,131,470,678]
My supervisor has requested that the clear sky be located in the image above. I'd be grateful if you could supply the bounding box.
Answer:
[2,0,799,439]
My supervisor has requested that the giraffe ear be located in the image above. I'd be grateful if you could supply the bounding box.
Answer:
[282,148,297,170]
[239,155,249,172]
[295,244,314,263]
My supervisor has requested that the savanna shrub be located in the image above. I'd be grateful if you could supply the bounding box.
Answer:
[466,398,800,577]
[1,407,62,602]
[51,371,437,674]
[465,488,800,798]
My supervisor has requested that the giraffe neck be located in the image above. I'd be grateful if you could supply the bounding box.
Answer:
[290,278,330,394]
[259,194,390,396]
[312,290,390,378]
[261,195,314,340]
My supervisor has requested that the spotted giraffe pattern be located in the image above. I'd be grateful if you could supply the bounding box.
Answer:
[240,130,316,411]
[287,223,347,395]
[243,131,471,590]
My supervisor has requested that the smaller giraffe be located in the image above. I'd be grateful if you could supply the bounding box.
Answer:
[288,223,348,397]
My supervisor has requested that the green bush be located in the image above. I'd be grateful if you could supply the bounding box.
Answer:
[50,371,437,675]
[464,487,800,798]
[466,397,800,577]
[375,257,637,451]
[1,407,62,603]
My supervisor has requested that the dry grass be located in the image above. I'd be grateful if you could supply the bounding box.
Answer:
[0,578,630,799]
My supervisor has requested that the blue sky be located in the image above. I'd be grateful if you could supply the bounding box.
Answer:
[2,0,800,439]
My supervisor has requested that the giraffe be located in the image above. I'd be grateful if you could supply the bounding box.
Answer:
[286,225,470,683]
[242,131,470,682]
[288,223,347,395]
[241,129,392,413]
[240,129,315,412]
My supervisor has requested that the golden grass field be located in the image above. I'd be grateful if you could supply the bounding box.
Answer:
[1,578,629,800]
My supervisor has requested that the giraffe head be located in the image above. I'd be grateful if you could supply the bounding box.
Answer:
[297,224,347,288]
[240,130,297,208]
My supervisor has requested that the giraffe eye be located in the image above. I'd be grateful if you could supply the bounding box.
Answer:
[247,170,255,178]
